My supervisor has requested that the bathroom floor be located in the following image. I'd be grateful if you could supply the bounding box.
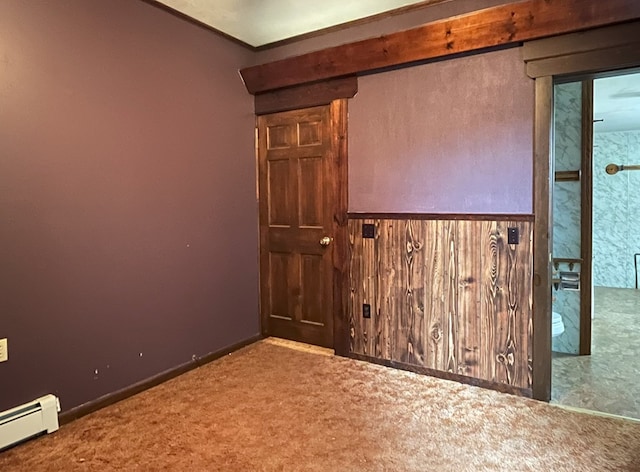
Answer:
[551,286,640,419]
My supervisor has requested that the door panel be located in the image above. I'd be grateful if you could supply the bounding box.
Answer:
[298,120,322,146]
[267,159,291,226]
[266,124,291,149]
[298,157,323,227]
[258,104,337,348]
[268,252,293,320]
[301,253,326,325]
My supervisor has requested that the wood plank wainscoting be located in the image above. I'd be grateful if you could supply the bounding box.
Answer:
[348,214,534,396]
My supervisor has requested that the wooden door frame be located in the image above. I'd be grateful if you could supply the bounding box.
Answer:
[525,21,640,401]
[254,79,356,356]
[579,80,594,356]
[328,99,350,356]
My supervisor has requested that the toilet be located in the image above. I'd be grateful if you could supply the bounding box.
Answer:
[552,311,565,337]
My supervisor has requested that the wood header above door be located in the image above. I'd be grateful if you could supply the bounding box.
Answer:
[254,76,358,115]
[523,20,640,78]
[240,0,640,94]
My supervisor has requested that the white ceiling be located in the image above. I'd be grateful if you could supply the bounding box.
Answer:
[594,72,640,133]
[155,0,429,47]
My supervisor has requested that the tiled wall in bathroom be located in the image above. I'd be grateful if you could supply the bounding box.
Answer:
[552,82,582,354]
[593,131,640,289]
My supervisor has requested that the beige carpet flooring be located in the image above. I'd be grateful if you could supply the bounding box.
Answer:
[1,338,639,471]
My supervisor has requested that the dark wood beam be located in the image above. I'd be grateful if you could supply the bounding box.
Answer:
[240,0,640,94]
[523,21,640,78]
[254,77,357,115]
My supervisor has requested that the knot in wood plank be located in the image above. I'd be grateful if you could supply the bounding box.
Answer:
[431,325,442,342]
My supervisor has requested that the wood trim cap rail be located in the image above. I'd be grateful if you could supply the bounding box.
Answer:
[347,212,534,221]
[239,0,640,94]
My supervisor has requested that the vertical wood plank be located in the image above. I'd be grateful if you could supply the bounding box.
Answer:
[377,219,390,359]
[391,219,408,364]
[444,220,458,374]
[375,219,392,360]
[480,221,498,382]
[406,220,426,366]
[423,220,445,370]
[497,221,533,389]
[362,219,377,357]
[456,220,481,378]
[380,220,404,363]
[526,222,534,389]
[513,220,533,389]
[348,219,362,355]
[495,222,518,386]
[371,219,383,358]
[396,220,411,364]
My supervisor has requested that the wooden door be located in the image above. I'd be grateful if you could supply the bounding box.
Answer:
[257,102,345,348]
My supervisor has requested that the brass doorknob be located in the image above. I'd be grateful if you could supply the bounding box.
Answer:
[319,236,333,246]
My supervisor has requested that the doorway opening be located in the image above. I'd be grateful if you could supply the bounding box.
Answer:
[550,70,640,420]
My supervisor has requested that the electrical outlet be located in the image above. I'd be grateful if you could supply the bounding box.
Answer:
[362,224,375,239]
[0,338,7,362]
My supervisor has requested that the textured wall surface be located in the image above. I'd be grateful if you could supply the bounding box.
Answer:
[348,47,534,214]
[593,131,640,288]
[0,1,258,412]
[552,82,582,355]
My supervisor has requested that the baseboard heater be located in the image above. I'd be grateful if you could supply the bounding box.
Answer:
[0,395,60,450]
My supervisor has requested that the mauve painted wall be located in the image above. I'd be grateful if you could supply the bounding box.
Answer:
[0,1,258,412]
[349,47,534,213]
